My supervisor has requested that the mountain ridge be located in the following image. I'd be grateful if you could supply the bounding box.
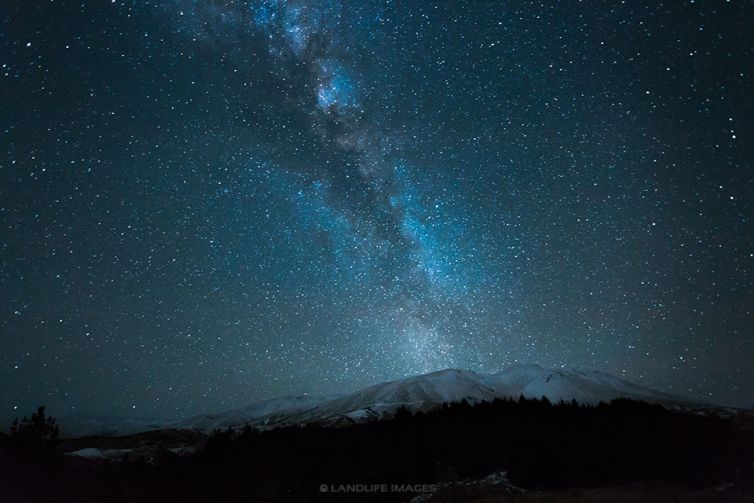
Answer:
[53,363,717,438]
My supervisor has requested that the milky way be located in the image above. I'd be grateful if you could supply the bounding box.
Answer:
[1,1,753,420]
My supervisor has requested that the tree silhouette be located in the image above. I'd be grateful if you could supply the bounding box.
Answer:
[10,405,59,460]
[393,405,412,421]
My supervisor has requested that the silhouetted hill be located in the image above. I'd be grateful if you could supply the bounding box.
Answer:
[2,397,753,502]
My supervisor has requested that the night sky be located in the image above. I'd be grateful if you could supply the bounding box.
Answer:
[1,1,753,421]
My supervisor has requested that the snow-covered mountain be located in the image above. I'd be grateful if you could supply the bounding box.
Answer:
[188,364,697,430]
[168,395,326,432]
[57,364,701,438]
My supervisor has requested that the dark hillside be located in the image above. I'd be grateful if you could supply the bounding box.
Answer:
[2,398,753,502]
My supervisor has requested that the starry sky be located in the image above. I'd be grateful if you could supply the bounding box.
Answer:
[1,0,753,421]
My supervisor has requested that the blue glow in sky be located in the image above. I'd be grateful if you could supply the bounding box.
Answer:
[1,0,752,420]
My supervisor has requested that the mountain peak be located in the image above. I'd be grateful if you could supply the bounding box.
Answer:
[57,364,703,438]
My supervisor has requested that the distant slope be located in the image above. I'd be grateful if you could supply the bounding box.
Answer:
[57,364,703,438]
[56,415,170,438]
[198,364,697,430]
[168,395,326,431]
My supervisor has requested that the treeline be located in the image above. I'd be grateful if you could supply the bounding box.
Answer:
[168,397,754,500]
[3,397,754,502]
